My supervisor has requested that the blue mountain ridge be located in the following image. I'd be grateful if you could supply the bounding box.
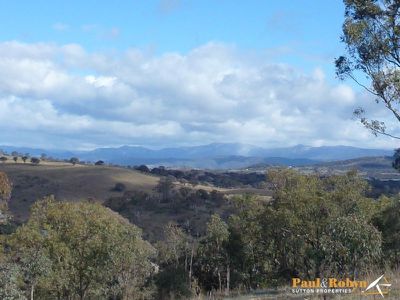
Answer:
[0,143,394,169]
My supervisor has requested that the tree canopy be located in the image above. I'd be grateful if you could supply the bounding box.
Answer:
[4,197,155,300]
[336,0,400,139]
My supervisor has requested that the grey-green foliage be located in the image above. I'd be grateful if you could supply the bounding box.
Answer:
[373,196,400,268]
[197,214,230,292]
[222,169,386,290]
[8,197,156,300]
[155,222,195,300]
[0,262,26,300]
[336,0,400,139]
[321,215,382,276]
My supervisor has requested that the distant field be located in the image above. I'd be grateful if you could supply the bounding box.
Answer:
[296,156,400,180]
[0,162,160,220]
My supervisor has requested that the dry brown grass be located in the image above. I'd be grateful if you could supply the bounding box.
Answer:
[0,162,160,221]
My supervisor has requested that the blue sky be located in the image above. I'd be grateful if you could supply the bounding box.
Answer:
[0,1,344,73]
[0,0,397,150]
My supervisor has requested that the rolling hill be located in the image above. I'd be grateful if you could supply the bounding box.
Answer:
[0,162,159,220]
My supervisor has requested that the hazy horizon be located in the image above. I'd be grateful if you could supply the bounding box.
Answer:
[0,142,396,153]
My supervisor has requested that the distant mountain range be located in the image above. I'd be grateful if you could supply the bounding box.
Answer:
[0,143,395,169]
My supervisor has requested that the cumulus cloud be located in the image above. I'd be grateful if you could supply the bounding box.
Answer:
[0,40,397,150]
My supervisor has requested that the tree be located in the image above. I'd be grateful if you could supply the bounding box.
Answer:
[321,216,382,276]
[265,169,380,279]
[156,177,174,202]
[135,165,150,173]
[197,214,230,294]
[13,157,18,163]
[69,157,79,165]
[0,262,25,300]
[373,197,400,268]
[95,160,104,166]
[112,182,126,192]
[0,172,11,225]
[8,197,155,300]
[218,169,382,286]
[30,158,40,165]
[21,156,29,164]
[336,0,400,139]
[9,225,51,300]
[228,195,272,289]
[0,172,11,203]
[0,157,7,164]
[156,222,194,299]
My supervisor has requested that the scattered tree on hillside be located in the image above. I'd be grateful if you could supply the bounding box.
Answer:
[21,155,29,164]
[135,165,150,173]
[30,158,40,165]
[112,182,126,192]
[336,0,400,139]
[95,160,105,166]
[156,177,174,202]
[13,156,18,163]
[0,157,7,164]
[69,157,79,165]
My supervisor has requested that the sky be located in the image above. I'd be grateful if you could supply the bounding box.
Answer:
[0,0,398,150]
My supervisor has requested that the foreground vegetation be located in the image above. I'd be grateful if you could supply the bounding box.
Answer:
[0,169,400,299]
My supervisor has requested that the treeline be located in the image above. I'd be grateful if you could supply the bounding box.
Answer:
[368,178,400,197]
[133,165,266,188]
[0,170,399,299]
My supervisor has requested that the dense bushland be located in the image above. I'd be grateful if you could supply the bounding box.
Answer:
[0,170,399,299]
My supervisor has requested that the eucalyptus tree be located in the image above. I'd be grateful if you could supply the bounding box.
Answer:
[336,0,400,139]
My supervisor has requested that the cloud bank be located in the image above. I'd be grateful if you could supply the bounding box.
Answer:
[0,41,397,150]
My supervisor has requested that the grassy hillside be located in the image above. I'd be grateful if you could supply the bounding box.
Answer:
[0,162,159,220]
[0,160,271,235]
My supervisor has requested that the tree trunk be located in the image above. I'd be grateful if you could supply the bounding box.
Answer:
[226,264,230,296]
[30,284,34,300]
[185,248,188,272]
[189,245,194,289]
[218,271,222,292]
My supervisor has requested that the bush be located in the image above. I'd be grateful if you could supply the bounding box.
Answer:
[135,165,150,173]
[30,157,40,165]
[112,182,126,192]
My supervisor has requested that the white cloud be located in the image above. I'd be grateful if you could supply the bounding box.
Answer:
[0,40,397,150]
